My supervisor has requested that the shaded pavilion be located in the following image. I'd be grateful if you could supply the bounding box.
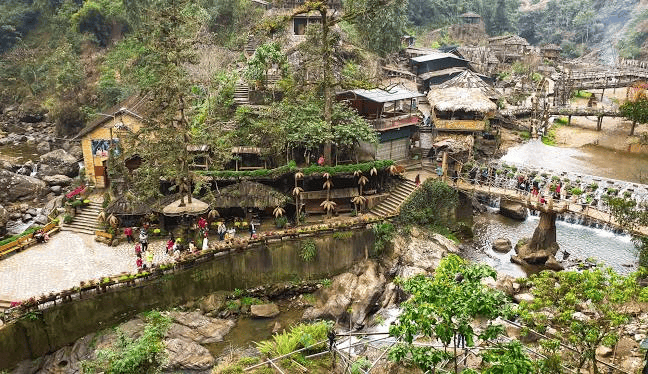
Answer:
[207,180,291,221]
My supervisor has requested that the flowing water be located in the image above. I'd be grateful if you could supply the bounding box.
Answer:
[502,139,648,184]
[468,211,637,277]
[0,143,40,163]
[468,139,646,276]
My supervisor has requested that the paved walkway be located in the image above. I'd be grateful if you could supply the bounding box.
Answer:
[0,232,174,302]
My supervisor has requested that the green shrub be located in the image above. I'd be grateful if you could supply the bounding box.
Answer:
[554,117,569,125]
[607,188,618,196]
[332,231,353,240]
[274,216,288,228]
[300,239,317,262]
[570,188,583,195]
[398,179,458,229]
[589,183,599,190]
[64,214,73,224]
[256,321,331,357]
[350,358,371,374]
[372,221,395,256]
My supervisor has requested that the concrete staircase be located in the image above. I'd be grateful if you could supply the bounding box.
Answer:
[61,201,102,235]
[0,297,11,314]
[370,179,418,218]
[234,82,250,106]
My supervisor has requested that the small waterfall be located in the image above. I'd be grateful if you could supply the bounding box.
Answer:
[30,162,38,177]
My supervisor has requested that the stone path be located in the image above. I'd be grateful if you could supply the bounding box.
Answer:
[0,232,174,302]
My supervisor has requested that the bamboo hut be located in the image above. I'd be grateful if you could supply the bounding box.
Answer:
[207,180,291,220]
[426,87,497,133]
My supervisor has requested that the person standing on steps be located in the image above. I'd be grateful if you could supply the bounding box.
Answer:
[415,174,421,187]
[124,226,134,243]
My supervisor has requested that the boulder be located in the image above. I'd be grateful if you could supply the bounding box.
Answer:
[167,311,235,344]
[303,260,386,329]
[163,338,215,371]
[200,291,228,314]
[0,160,15,171]
[18,102,46,123]
[36,141,51,154]
[596,345,614,357]
[513,293,535,304]
[38,149,80,178]
[499,199,528,220]
[250,303,280,318]
[492,238,512,253]
[544,255,564,271]
[42,174,73,186]
[68,145,84,160]
[0,169,48,203]
[51,185,62,194]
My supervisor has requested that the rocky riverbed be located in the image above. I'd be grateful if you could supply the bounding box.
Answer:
[0,104,83,236]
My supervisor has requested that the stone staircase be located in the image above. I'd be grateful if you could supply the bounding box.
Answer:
[61,201,102,235]
[234,82,250,106]
[370,179,418,218]
[244,35,259,57]
[0,297,11,314]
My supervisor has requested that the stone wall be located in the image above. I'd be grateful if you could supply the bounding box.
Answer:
[0,229,373,369]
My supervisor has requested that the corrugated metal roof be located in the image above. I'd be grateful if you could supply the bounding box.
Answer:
[411,51,468,63]
[76,95,150,139]
[346,86,423,103]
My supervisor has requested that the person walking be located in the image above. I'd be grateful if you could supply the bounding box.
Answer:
[134,242,142,257]
[136,254,143,271]
[414,174,421,187]
[218,222,226,241]
[249,221,256,238]
[124,227,134,243]
[139,227,149,252]
[189,240,196,253]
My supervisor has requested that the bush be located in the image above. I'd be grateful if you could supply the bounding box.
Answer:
[372,221,394,256]
[256,321,331,358]
[570,188,583,195]
[398,179,458,229]
[274,216,288,228]
[589,183,599,190]
[64,214,73,224]
[300,239,317,262]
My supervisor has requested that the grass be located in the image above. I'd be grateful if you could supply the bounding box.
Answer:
[255,321,331,358]
[542,124,560,146]
[554,117,569,125]
[573,90,593,99]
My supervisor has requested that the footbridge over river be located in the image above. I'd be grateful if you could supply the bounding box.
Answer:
[451,177,648,237]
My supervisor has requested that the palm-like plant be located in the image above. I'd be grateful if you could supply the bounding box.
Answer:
[273,206,285,218]
[388,164,399,175]
[108,214,119,228]
[208,209,220,219]
[320,200,336,217]
[351,195,367,215]
[97,211,106,223]
[357,175,369,196]
[370,167,378,176]
[353,170,362,177]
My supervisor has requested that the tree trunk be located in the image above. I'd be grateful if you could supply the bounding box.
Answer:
[631,120,637,136]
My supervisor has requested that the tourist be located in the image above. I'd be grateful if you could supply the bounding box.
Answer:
[249,221,256,238]
[146,250,154,268]
[166,237,174,255]
[139,227,149,252]
[218,222,226,241]
[43,231,49,242]
[136,254,143,270]
[124,227,134,243]
[517,175,524,193]
[134,242,142,256]
[202,233,209,251]
[540,195,547,204]
[555,183,561,200]
[189,240,196,253]
[317,155,325,166]
[414,174,420,187]
[34,229,45,243]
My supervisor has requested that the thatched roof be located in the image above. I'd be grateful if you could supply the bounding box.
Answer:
[105,194,153,216]
[162,197,210,216]
[434,70,500,99]
[427,87,497,114]
[208,180,291,209]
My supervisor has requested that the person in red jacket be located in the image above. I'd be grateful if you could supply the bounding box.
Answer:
[124,227,134,243]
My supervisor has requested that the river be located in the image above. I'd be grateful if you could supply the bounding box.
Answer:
[469,139,644,276]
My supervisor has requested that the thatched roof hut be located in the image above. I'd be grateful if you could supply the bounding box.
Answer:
[162,197,210,217]
[208,180,291,209]
[434,70,500,100]
[427,87,497,115]
[105,194,153,216]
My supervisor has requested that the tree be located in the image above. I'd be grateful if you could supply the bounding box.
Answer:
[245,42,289,89]
[398,179,458,229]
[619,83,648,136]
[389,254,512,373]
[343,0,407,56]
[518,268,648,373]
[123,0,202,205]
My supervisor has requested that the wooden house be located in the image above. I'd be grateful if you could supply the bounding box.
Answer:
[488,35,530,62]
[76,96,148,188]
[337,86,423,161]
[460,12,482,25]
[541,44,562,60]
[409,51,471,90]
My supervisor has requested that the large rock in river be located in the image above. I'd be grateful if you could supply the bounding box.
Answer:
[0,169,47,203]
[302,260,386,329]
[499,199,528,221]
[163,338,215,371]
[38,149,80,177]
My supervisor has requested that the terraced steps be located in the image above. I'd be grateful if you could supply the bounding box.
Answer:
[370,179,418,218]
[61,202,102,236]
[234,82,250,106]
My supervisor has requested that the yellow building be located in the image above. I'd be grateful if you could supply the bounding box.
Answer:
[75,96,147,188]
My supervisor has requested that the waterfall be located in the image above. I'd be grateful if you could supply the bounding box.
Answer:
[30,162,38,177]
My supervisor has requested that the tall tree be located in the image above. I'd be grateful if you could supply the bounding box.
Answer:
[344,0,408,57]
[124,0,200,204]
[619,83,648,136]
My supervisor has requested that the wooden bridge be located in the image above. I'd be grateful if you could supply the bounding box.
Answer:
[450,178,648,236]
[499,106,622,131]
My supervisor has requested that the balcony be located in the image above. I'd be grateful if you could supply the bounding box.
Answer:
[372,114,419,131]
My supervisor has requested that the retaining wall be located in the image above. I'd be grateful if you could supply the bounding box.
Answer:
[0,229,373,369]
